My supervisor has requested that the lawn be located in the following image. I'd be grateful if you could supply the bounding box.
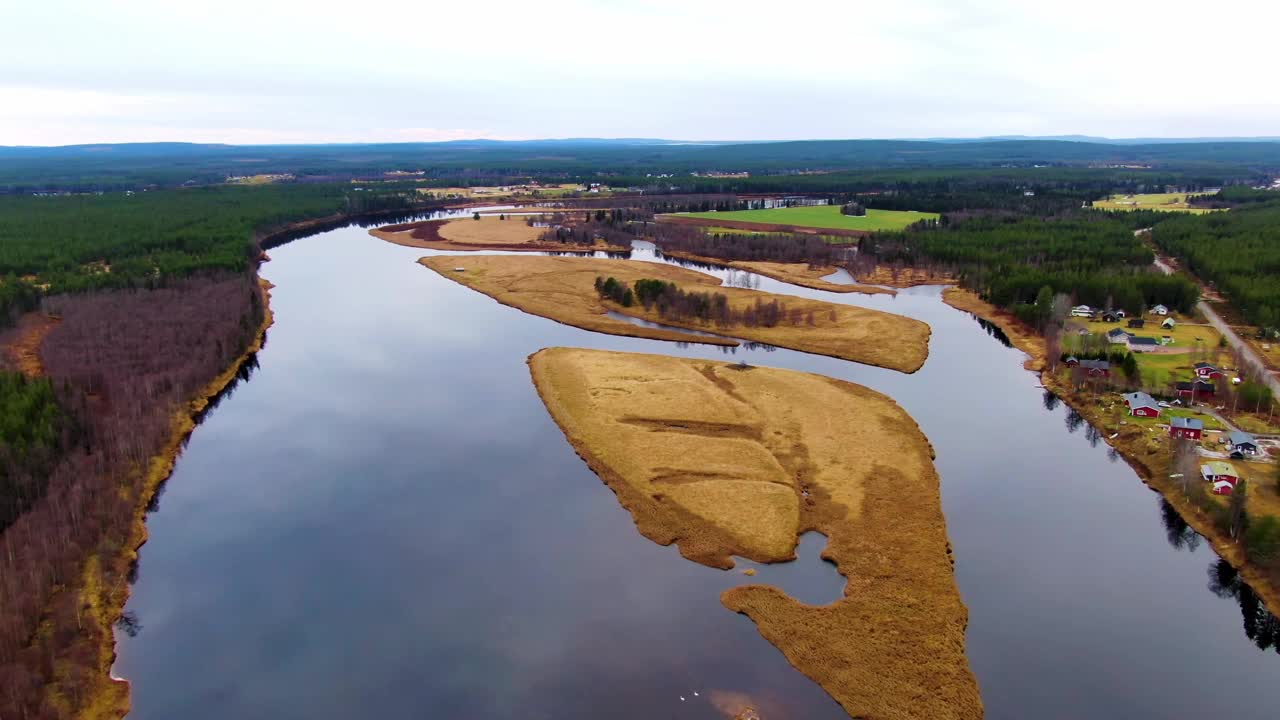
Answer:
[1093,193,1218,214]
[678,205,937,232]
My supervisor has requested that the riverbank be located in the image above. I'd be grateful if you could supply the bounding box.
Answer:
[941,287,1046,371]
[948,288,1280,619]
[423,255,931,373]
[660,250,895,295]
[371,218,629,254]
[76,276,276,720]
[528,348,980,720]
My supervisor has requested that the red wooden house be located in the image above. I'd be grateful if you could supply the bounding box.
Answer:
[1169,416,1204,440]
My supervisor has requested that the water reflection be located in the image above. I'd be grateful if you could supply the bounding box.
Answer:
[1208,558,1280,654]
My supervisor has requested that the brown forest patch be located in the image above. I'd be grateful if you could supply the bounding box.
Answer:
[422,255,931,373]
[528,348,980,720]
[0,312,61,377]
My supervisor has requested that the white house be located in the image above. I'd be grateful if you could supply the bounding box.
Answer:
[1151,304,1169,316]
[1162,317,1176,330]
[1107,328,1132,345]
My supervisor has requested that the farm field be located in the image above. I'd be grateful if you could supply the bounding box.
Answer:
[1093,193,1217,214]
[677,205,938,232]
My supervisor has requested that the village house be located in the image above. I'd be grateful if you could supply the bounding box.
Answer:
[1194,362,1224,380]
[1078,359,1111,377]
[1175,380,1216,399]
[1227,431,1259,456]
[1107,328,1132,345]
[1169,416,1204,440]
[1129,336,1160,352]
[1127,318,1145,329]
[1101,310,1122,323]
[1124,392,1161,417]
[1201,461,1240,492]
[1151,304,1169,316]
[1162,317,1177,330]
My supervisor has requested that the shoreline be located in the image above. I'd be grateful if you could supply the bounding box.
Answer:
[79,275,277,719]
[370,219,630,254]
[659,250,896,296]
[421,255,931,374]
[942,287,1280,619]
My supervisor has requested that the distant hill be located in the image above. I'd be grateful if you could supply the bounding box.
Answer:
[2,137,1278,191]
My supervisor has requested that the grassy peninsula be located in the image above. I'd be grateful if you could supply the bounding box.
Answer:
[422,255,931,373]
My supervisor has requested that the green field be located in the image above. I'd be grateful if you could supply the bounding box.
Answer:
[678,205,937,231]
[1093,193,1217,214]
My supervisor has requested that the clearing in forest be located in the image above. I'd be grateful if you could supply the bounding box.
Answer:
[1093,193,1218,213]
[673,205,938,232]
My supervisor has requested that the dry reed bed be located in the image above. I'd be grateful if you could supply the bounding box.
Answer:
[422,255,930,373]
[528,348,981,720]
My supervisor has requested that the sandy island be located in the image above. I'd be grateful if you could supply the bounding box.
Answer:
[371,216,628,253]
[422,255,930,373]
[528,348,981,720]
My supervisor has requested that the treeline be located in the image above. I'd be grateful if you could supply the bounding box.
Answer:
[1189,186,1280,209]
[1153,201,1280,330]
[0,185,430,324]
[595,276,798,328]
[650,224,841,266]
[861,214,1199,313]
[0,272,267,718]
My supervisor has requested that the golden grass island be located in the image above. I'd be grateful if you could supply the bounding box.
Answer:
[528,347,981,720]
[421,255,931,373]
[370,216,628,253]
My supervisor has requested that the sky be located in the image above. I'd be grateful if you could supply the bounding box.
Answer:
[2,0,1279,146]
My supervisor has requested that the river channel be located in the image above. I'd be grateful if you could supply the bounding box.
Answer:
[113,219,1280,719]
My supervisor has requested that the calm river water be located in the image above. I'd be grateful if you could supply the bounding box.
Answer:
[113,221,1280,719]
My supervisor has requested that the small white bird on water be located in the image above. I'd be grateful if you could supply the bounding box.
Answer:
[680,696,686,702]
[693,691,699,697]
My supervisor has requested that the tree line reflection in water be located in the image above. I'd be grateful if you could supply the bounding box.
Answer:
[1044,386,1280,655]
[1162,499,1280,654]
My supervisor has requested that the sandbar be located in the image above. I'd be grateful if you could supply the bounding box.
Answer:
[422,255,930,373]
[528,347,981,720]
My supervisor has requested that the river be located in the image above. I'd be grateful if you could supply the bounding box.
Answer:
[112,221,1280,719]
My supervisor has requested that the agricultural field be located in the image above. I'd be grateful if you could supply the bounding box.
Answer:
[677,205,938,232]
[1093,193,1217,214]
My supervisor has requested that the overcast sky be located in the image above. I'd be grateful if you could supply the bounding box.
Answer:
[2,0,1278,145]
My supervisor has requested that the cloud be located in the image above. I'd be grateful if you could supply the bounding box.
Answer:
[2,0,1277,144]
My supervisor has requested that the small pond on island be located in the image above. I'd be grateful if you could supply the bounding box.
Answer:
[113,220,1280,719]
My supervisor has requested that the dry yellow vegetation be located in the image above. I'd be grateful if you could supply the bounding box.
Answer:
[528,348,980,720]
[662,251,894,295]
[437,216,545,245]
[371,216,628,253]
[422,255,930,373]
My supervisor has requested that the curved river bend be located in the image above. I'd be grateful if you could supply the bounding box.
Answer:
[114,223,1280,719]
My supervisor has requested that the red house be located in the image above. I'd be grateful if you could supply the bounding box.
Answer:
[1176,381,1216,399]
[1169,416,1204,440]
[1201,461,1240,486]
[1079,359,1111,378]
[1124,392,1161,418]
[1194,362,1224,380]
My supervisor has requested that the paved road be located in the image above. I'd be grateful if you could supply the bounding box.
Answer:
[1146,238,1280,399]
